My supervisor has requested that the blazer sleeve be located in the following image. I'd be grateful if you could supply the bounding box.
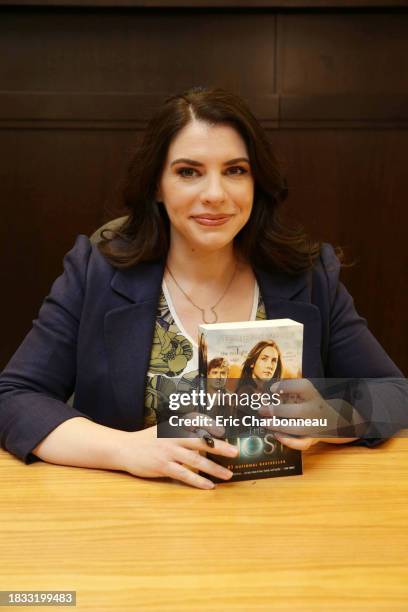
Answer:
[318,244,407,446]
[0,235,95,463]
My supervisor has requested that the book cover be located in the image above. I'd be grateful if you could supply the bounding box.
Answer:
[198,319,303,483]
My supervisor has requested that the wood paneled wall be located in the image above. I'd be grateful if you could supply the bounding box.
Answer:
[1,3,407,374]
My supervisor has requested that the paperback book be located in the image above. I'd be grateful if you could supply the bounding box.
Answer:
[198,318,303,483]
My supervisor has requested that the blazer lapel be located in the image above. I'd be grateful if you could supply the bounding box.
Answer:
[104,260,165,429]
[254,266,324,377]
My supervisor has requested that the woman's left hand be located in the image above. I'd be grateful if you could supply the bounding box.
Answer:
[258,378,359,450]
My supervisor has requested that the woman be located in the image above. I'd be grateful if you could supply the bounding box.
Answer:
[238,341,283,391]
[0,87,405,490]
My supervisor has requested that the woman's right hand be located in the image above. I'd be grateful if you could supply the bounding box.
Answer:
[116,425,239,489]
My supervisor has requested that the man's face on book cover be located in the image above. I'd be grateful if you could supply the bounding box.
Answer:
[208,366,229,391]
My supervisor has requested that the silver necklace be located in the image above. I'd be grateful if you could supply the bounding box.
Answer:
[166,263,238,324]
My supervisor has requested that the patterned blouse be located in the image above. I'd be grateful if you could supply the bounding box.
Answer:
[143,282,266,428]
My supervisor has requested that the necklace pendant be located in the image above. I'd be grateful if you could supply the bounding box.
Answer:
[166,262,237,328]
[201,307,218,324]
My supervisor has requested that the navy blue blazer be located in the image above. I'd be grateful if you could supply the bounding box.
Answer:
[0,235,405,462]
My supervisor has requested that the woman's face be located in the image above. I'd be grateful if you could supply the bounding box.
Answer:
[158,120,254,253]
[252,346,279,381]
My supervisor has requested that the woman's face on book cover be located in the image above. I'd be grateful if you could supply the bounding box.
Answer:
[252,346,279,381]
[158,119,254,253]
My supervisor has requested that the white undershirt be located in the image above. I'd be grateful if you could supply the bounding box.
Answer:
[162,279,260,348]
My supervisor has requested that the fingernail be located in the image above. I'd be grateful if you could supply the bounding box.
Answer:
[204,481,215,489]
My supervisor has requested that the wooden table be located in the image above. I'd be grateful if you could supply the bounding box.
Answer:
[0,437,407,611]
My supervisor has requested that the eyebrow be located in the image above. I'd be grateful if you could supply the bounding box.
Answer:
[170,157,250,167]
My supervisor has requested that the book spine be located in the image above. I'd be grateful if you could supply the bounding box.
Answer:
[198,331,208,413]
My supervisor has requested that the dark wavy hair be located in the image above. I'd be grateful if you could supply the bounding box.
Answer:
[237,340,282,392]
[98,86,321,273]
[208,358,229,373]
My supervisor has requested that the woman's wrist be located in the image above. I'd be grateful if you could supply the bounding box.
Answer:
[104,427,134,472]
